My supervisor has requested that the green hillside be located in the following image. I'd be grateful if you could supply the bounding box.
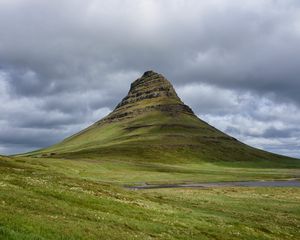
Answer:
[1,154,300,240]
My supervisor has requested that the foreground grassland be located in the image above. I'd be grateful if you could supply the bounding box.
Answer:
[1,156,300,239]
[9,156,300,185]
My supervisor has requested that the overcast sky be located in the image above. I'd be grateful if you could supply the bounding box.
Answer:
[0,0,300,158]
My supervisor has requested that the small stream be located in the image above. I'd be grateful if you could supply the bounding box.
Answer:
[127,180,300,190]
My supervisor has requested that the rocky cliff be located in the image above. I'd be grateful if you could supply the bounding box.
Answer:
[100,71,194,123]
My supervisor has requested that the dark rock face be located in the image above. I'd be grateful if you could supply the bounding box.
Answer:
[116,71,180,109]
[100,71,194,123]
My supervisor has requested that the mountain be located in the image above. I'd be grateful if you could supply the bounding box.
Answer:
[27,71,297,164]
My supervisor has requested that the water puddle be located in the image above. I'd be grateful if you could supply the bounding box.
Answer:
[127,180,300,190]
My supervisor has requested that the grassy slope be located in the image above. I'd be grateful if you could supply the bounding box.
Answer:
[25,110,299,168]
[1,155,300,240]
[10,156,300,185]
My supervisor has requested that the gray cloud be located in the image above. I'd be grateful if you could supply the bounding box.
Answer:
[0,0,299,157]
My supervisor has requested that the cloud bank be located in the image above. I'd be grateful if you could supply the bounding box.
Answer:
[0,0,299,157]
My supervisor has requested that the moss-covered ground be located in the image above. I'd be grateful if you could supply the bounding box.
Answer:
[1,155,300,239]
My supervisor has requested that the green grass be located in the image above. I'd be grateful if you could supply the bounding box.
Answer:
[1,155,300,239]
[10,156,300,185]
[14,107,300,186]
[23,110,299,167]
[6,110,300,239]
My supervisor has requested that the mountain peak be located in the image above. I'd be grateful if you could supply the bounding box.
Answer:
[30,71,296,165]
[101,71,194,123]
[130,70,169,90]
[142,70,157,77]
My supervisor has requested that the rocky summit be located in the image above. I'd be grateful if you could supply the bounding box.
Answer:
[28,71,295,163]
[100,70,194,124]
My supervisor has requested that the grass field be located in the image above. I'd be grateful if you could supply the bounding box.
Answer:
[9,156,300,185]
[2,72,300,239]
[1,155,300,239]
